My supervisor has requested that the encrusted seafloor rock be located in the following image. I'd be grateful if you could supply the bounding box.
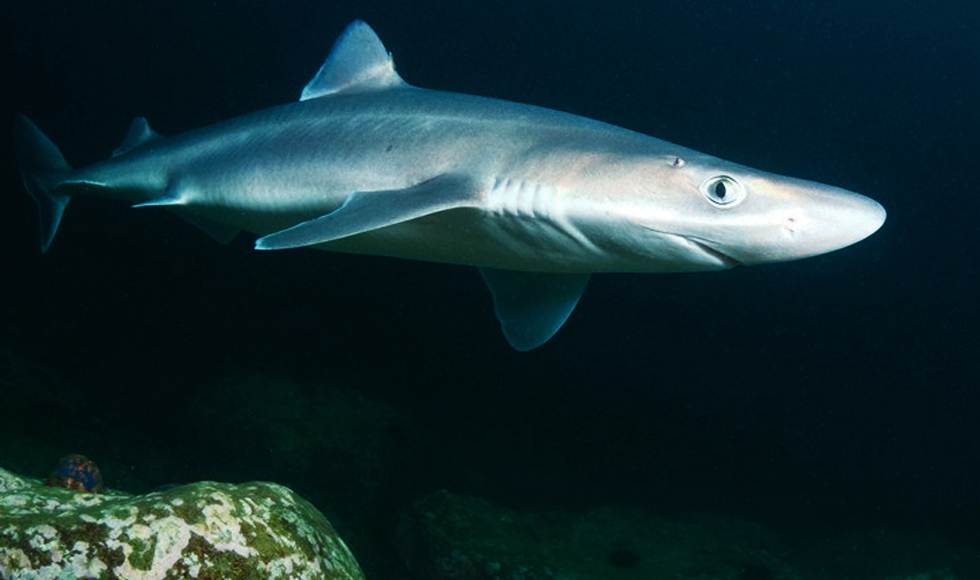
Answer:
[188,373,424,577]
[0,467,364,579]
[395,490,802,580]
[395,491,978,580]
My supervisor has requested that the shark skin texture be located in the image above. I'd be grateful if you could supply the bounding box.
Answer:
[14,20,886,351]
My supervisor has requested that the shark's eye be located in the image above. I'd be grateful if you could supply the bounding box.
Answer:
[713,181,727,199]
[701,176,745,207]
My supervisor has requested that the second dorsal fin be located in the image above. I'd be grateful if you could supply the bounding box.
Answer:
[300,20,406,101]
[112,117,159,158]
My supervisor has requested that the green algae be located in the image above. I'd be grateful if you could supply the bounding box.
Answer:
[127,535,156,571]
[0,467,364,579]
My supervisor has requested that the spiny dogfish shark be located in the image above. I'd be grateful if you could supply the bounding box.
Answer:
[14,20,885,351]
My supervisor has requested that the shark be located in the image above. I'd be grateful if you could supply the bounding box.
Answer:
[14,20,885,351]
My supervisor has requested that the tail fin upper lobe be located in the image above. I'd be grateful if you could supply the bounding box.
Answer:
[13,114,72,253]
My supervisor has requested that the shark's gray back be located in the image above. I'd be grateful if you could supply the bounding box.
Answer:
[75,85,678,262]
[94,87,665,197]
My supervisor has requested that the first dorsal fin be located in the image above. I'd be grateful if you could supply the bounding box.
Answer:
[112,117,159,158]
[300,20,406,101]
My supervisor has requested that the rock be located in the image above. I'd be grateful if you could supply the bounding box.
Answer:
[396,492,980,580]
[795,526,970,580]
[0,467,364,579]
[395,490,801,580]
[188,373,415,505]
[884,572,958,580]
[188,373,424,578]
[395,492,557,580]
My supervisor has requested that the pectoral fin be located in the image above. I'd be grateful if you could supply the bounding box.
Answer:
[254,173,483,250]
[479,268,590,351]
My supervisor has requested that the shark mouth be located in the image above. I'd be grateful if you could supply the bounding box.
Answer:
[641,225,742,268]
[686,237,742,268]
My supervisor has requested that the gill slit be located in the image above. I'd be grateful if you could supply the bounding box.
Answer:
[487,176,598,254]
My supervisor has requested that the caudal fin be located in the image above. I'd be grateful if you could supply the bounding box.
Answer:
[13,114,72,253]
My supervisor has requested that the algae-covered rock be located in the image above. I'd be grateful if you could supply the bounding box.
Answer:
[395,492,980,580]
[189,373,423,577]
[189,373,414,504]
[396,490,801,580]
[0,467,364,579]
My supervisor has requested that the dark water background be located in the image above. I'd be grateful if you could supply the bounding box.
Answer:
[4,0,979,576]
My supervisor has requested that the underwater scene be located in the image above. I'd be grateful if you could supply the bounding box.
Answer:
[3,0,979,578]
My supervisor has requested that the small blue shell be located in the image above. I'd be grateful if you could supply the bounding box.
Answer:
[47,454,103,493]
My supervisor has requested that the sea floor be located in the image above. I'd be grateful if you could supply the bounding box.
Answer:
[0,347,976,579]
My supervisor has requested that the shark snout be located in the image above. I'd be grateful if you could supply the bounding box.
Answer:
[779,186,886,261]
